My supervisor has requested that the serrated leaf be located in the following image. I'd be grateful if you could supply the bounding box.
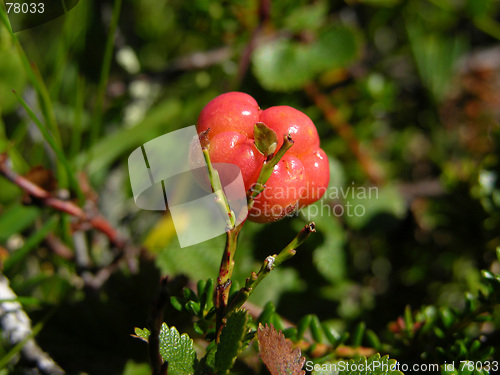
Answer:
[196,345,217,375]
[258,323,305,375]
[158,323,197,375]
[254,122,278,156]
[133,327,151,342]
[215,309,251,374]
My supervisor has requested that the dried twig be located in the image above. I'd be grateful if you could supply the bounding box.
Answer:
[0,153,139,288]
[305,82,384,185]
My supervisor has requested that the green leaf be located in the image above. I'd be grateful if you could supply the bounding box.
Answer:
[122,360,151,375]
[343,184,406,231]
[0,41,26,114]
[252,38,314,91]
[0,205,40,243]
[352,321,365,348]
[133,327,151,342]
[309,315,323,343]
[158,323,197,375]
[252,27,359,92]
[305,216,346,283]
[196,345,217,375]
[254,122,278,156]
[215,309,251,374]
[310,26,359,72]
[3,215,58,273]
[284,2,327,32]
[156,235,225,280]
[407,22,466,102]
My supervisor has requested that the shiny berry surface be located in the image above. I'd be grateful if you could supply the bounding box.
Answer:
[196,92,330,223]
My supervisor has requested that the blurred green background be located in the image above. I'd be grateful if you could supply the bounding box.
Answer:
[0,0,499,374]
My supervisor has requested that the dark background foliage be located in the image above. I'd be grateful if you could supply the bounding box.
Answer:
[0,0,499,374]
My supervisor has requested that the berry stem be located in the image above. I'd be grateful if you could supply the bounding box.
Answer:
[202,148,236,230]
[215,222,243,342]
[214,133,295,341]
[248,133,294,207]
[226,222,316,314]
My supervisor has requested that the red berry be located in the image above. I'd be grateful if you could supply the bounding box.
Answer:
[196,92,330,223]
[259,106,320,156]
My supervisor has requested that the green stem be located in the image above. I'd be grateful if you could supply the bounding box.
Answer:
[226,222,316,314]
[13,91,84,203]
[215,223,243,342]
[213,132,295,341]
[248,133,294,207]
[90,0,123,147]
[202,148,235,230]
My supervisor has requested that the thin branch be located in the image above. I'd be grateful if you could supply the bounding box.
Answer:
[305,82,384,185]
[227,223,316,314]
[0,153,139,288]
[0,153,125,250]
[214,134,295,342]
[232,0,270,89]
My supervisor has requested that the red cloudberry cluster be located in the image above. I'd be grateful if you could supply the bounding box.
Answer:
[197,92,329,223]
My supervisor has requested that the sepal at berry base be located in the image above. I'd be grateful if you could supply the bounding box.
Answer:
[128,126,247,247]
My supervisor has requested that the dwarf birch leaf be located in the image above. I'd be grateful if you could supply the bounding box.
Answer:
[158,323,197,375]
[258,323,305,375]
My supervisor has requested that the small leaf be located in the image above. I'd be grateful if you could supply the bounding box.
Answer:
[309,315,323,343]
[296,315,312,341]
[258,323,305,375]
[258,301,276,325]
[252,38,314,91]
[352,321,365,348]
[170,296,184,311]
[254,122,278,157]
[158,323,197,375]
[196,345,217,375]
[132,327,151,342]
[321,323,341,347]
[215,309,251,374]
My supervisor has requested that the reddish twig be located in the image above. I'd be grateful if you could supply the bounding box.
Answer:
[0,153,125,249]
[232,0,270,89]
[45,234,74,260]
[305,83,384,185]
[0,153,138,288]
